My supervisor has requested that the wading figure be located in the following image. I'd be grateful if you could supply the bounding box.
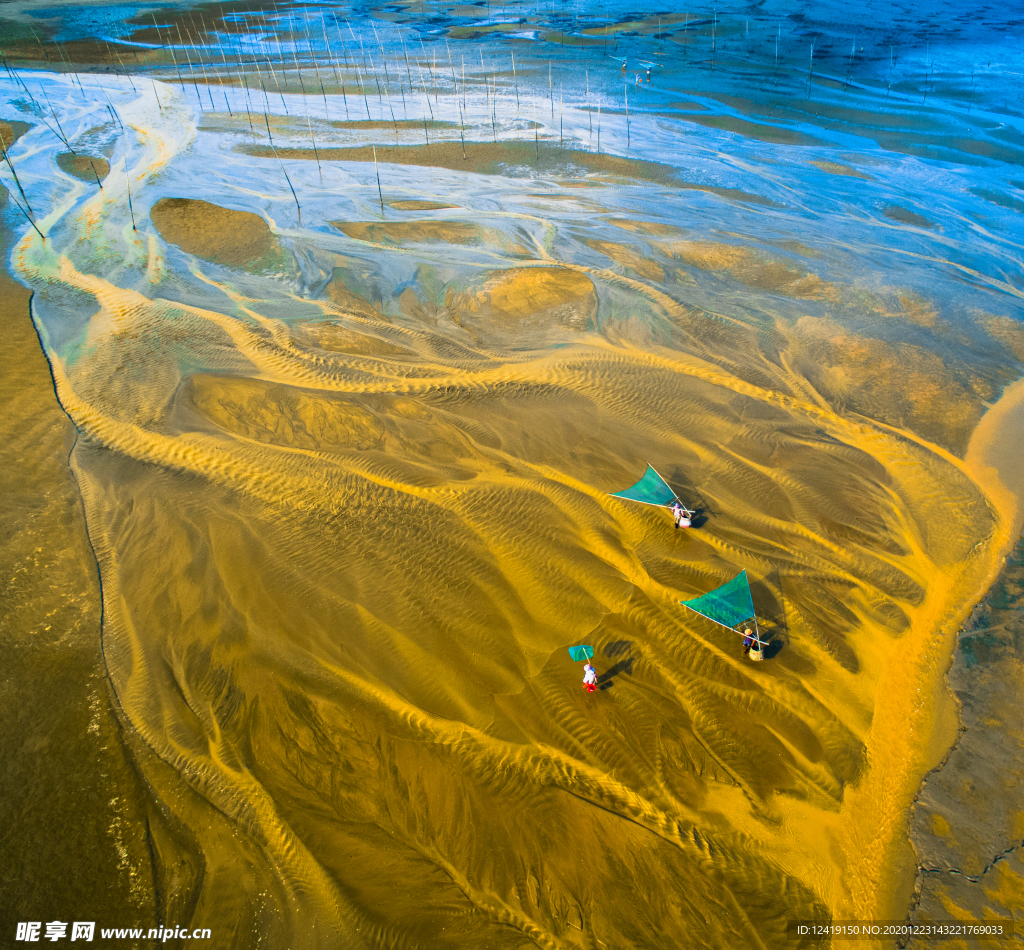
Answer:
[672,500,691,529]
[608,463,695,531]
[569,645,598,693]
[680,570,768,662]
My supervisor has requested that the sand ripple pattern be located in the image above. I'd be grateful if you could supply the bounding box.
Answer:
[9,74,1019,949]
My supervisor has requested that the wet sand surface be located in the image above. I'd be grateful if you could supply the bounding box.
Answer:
[907,537,1024,945]
[152,196,289,269]
[0,195,153,933]
[55,152,110,183]
[1,1,1023,947]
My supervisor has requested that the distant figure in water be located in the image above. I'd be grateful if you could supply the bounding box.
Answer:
[582,663,598,693]
[672,501,691,529]
[742,629,754,656]
[646,66,652,82]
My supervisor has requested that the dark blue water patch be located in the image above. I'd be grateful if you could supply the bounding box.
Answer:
[28,3,147,43]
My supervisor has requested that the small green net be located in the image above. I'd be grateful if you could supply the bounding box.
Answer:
[680,571,756,629]
[609,465,677,508]
[568,645,594,662]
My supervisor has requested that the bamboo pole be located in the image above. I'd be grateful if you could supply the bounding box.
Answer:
[155,16,186,94]
[266,52,288,113]
[241,73,256,136]
[355,66,372,120]
[215,42,234,114]
[115,52,137,92]
[125,170,137,230]
[39,83,75,152]
[7,191,45,242]
[198,58,217,112]
[261,100,301,223]
[321,21,341,86]
[151,78,165,116]
[0,138,33,214]
[305,23,329,117]
[372,144,385,217]
[447,40,458,105]
[176,25,203,108]
[292,47,308,98]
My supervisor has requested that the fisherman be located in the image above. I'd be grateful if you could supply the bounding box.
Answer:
[646,65,652,82]
[672,500,691,529]
[582,663,598,693]
[742,628,754,656]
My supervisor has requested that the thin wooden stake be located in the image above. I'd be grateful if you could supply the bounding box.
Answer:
[126,170,137,229]
[292,47,308,98]
[152,79,165,115]
[7,191,45,242]
[586,70,591,133]
[241,74,255,134]
[115,52,137,92]
[372,144,385,217]
[177,27,203,108]
[0,139,33,215]
[322,23,342,86]
[266,54,288,113]
[355,66,372,120]
[306,109,322,181]
[774,25,780,88]
[306,26,329,117]
[262,106,301,223]
[447,40,458,104]
[39,83,74,151]
[28,26,49,63]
